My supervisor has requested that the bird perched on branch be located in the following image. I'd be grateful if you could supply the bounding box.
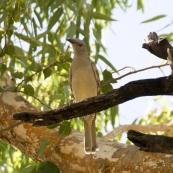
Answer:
[67,38,100,154]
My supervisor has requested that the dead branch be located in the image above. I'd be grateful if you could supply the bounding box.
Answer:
[142,32,172,60]
[127,130,173,154]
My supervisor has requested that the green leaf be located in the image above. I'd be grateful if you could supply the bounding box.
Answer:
[101,83,113,93]
[58,121,72,136]
[0,49,5,57]
[34,9,43,28]
[102,69,116,84]
[11,72,23,79]
[0,86,4,92]
[157,23,172,32]
[38,137,49,158]
[49,94,66,101]
[32,18,38,36]
[14,46,25,56]
[14,13,20,22]
[103,69,112,81]
[23,84,34,96]
[93,12,117,21]
[47,123,59,129]
[85,4,93,30]
[66,22,76,38]
[29,61,41,72]
[54,0,64,8]
[48,8,63,30]
[0,64,7,75]
[132,118,138,124]
[0,28,5,34]
[97,132,103,137]
[4,44,15,56]
[76,0,85,10]
[141,15,166,23]
[15,32,42,46]
[137,0,144,12]
[37,161,60,173]
[22,164,37,173]
[110,106,118,126]
[48,31,54,42]
[43,68,52,79]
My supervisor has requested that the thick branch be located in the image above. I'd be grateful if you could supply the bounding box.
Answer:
[13,76,173,126]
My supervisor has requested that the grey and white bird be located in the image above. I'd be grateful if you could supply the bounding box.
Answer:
[67,38,100,154]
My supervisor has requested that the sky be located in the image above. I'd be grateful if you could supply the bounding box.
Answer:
[102,0,173,128]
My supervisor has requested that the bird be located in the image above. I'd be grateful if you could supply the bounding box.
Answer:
[67,38,100,154]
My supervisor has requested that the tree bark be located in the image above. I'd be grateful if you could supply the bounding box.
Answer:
[1,91,173,173]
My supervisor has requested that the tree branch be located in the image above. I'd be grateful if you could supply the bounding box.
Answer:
[13,76,173,126]
[127,130,173,154]
[142,32,173,60]
[101,63,168,86]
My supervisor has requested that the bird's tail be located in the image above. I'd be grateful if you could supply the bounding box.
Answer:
[83,114,98,154]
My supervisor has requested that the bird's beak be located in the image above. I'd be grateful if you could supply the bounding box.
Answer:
[67,38,75,44]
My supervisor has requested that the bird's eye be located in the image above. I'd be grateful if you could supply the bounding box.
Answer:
[78,44,82,47]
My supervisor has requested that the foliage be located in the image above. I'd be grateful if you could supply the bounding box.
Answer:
[0,140,34,173]
[21,161,60,173]
[138,97,173,127]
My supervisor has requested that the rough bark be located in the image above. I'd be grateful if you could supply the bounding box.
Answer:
[1,91,173,173]
[142,32,173,60]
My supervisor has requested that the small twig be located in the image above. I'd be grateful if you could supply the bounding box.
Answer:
[16,90,52,109]
[0,121,23,133]
[159,67,165,76]
[116,66,136,73]
[101,63,168,87]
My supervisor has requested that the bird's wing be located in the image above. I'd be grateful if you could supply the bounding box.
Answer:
[91,63,100,95]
